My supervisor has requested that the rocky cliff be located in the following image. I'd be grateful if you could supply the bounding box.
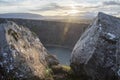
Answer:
[0,18,88,49]
[70,12,120,80]
[0,21,55,80]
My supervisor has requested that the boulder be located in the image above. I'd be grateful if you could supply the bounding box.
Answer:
[70,12,120,80]
[0,21,50,80]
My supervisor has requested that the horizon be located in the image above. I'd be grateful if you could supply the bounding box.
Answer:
[0,0,120,18]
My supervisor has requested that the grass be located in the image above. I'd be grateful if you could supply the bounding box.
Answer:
[61,65,71,73]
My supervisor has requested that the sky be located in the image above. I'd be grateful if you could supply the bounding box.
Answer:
[0,0,120,17]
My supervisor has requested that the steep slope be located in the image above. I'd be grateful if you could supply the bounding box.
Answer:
[70,12,120,80]
[0,21,53,80]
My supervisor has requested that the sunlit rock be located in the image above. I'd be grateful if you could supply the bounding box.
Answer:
[0,21,55,79]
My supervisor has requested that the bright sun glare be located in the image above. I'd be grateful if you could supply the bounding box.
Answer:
[67,4,79,15]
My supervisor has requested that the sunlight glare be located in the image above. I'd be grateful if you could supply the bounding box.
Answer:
[68,4,79,15]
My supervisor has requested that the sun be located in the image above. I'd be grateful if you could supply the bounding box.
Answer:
[67,4,79,15]
[68,10,79,14]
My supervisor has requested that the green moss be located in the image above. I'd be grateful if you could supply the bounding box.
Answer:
[31,31,37,37]
[61,65,71,73]
[45,67,54,80]
[56,65,82,80]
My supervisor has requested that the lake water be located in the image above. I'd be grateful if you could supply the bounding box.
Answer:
[46,46,72,65]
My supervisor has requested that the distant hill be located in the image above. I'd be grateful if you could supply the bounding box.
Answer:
[0,13,93,23]
[0,13,45,20]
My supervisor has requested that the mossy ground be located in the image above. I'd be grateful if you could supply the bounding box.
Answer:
[46,65,81,80]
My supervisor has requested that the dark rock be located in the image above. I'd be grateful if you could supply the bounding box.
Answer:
[0,21,50,79]
[70,12,120,80]
[0,19,7,24]
[45,54,59,67]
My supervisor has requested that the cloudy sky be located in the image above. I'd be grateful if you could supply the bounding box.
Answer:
[0,0,120,17]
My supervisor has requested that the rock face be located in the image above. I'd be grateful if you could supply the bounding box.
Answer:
[70,12,120,80]
[0,21,50,79]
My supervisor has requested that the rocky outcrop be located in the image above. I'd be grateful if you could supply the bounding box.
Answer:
[70,12,120,80]
[0,21,56,80]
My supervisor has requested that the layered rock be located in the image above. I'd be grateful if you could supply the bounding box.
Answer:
[70,12,120,80]
[0,21,53,79]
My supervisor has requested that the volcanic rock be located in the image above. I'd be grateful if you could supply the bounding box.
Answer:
[70,12,120,80]
[0,21,52,80]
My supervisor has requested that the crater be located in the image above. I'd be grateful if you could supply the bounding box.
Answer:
[0,18,89,65]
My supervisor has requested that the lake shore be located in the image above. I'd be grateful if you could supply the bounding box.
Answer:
[44,44,73,50]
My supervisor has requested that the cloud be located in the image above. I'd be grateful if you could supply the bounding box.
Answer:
[102,1,120,5]
[0,0,28,6]
[31,3,61,11]
[0,0,120,17]
[0,0,8,3]
[0,0,14,6]
[30,3,71,12]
